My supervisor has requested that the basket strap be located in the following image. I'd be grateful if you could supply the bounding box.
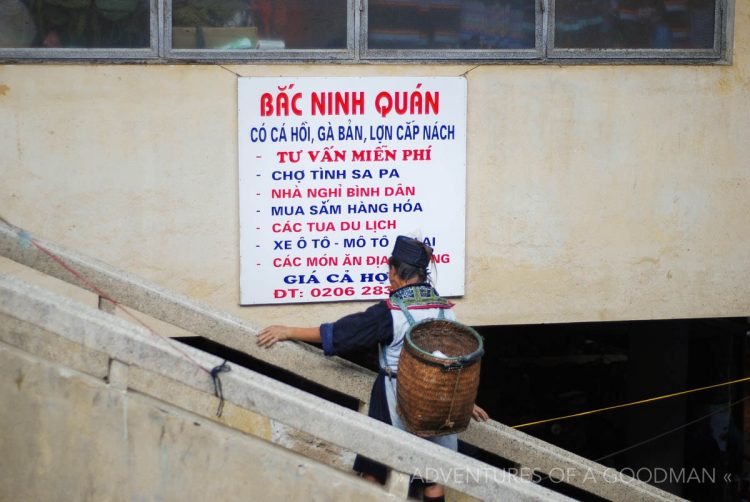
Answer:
[392,296,447,323]
[381,296,416,378]
[377,344,396,379]
[391,296,416,326]
[443,365,463,430]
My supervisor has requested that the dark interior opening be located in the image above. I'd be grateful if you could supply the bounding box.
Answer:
[474,317,748,501]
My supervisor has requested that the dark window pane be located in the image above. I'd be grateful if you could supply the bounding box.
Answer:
[0,0,150,49]
[368,0,535,50]
[172,0,347,50]
[555,0,716,49]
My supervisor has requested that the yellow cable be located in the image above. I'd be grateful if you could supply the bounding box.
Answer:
[512,375,750,429]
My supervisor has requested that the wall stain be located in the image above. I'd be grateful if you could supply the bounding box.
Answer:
[633,257,661,266]
[15,370,24,390]
[0,84,9,96]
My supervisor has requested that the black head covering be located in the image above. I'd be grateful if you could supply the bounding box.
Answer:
[391,235,432,269]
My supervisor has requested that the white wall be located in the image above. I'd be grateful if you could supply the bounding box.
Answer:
[1,3,748,327]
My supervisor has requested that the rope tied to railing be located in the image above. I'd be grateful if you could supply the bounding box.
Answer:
[1,215,231,418]
[211,359,232,417]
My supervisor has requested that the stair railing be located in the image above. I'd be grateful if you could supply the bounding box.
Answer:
[0,222,681,501]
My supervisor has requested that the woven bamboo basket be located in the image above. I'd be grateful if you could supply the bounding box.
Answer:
[396,319,484,437]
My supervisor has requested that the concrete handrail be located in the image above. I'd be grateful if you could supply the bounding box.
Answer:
[0,273,571,502]
[0,222,375,402]
[0,222,682,501]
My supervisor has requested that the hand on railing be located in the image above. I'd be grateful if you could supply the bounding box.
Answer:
[472,404,489,422]
[257,325,293,347]
[257,325,321,348]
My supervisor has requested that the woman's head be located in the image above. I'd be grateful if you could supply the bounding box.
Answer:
[388,236,433,288]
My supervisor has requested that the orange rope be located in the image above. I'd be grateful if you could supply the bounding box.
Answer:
[513,375,750,429]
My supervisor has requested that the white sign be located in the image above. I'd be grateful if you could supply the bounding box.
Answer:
[238,77,466,305]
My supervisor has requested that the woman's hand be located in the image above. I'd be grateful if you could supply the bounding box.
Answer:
[257,326,322,348]
[257,325,293,348]
[472,404,489,422]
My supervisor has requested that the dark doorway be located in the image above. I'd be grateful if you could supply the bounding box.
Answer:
[474,317,748,501]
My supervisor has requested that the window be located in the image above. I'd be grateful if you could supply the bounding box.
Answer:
[168,0,350,60]
[0,0,156,58]
[0,0,731,62]
[363,0,539,60]
[551,0,721,59]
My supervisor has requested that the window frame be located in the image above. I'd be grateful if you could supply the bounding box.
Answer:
[0,0,733,63]
[164,0,356,61]
[358,0,544,62]
[545,0,728,62]
[0,0,160,61]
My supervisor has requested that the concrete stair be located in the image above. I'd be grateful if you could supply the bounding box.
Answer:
[0,222,684,501]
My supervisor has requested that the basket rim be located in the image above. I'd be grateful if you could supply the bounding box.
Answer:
[404,318,484,364]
